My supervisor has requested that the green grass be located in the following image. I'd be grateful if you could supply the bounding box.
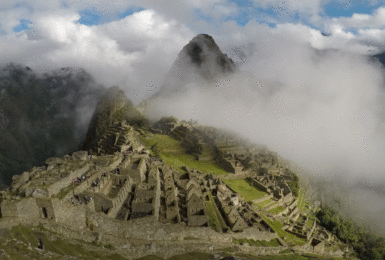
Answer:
[235,253,344,260]
[139,134,229,175]
[183,236,199,240]
[206,201,221,232]
[297,186,306,213]
[233,238,281,247]
[104,243,115,249]
[256,198,275,209]
[279,248,292,254]
[268,206,286,215]
[222,179,268,202]
[0,224,127,260]
[259,214,307,247]
[307,219,315,229]
[207,192,228,231]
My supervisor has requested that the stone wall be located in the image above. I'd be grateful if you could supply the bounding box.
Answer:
[107,155,123,170]
[154,168,161,220]
[35,197,56,220]
[288,207,300,220]
[216,156,234,174]
[1,200,18,217]
[2,198,44,221]
[122,157,131,168]
[251,179,269,193]
[288,199,298,210]
[276,193,293,206]
[73,168,107,196]
[107,177,133,219]
[95,174,113,195]
[276,207,290,217]
[47,163,90,197]
[308,220,317,240]
[71,156,122,198]
[86,209,277,244]
[17,198,40,221]
[252,194,273,204]
[265,202,280,211]
[286,229,308,240]
[313,240,325,254]
[53,198,87,230]
[139,158,147,182]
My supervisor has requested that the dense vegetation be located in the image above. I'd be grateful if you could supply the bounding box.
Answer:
[317,207,385,260]
[113,97,149,129]
[286,170,300,197]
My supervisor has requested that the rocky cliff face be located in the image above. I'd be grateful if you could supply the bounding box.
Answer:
[0,63,106,187]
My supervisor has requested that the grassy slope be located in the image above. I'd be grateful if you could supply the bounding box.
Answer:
[205,201,221,232]
[221,178,269,202]
[139,133,318,247]
[139,134,229,175]
[256,198,275,209]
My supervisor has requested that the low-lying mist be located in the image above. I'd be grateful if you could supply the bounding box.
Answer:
[145,34,385,234]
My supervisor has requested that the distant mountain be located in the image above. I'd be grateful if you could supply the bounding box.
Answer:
[371,52,385,68]
[0,63,106,187]
[146,34,238,101]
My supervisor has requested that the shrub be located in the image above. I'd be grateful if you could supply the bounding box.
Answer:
[104,243,114,249]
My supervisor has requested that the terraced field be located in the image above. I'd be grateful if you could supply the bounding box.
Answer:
[205,201,221,232]
[221,179,269,202]
[259,215,307,247]
[139,134,229,175]
[297,185,306,212]
[268,206,286,215]
[255,198,275,210]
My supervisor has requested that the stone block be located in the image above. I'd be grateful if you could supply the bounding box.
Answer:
[32,189,48,198]
[18,172,30,184]
[72,151,88,161]
[45,157,62,166]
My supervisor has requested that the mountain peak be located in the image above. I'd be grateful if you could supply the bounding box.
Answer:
[181,34,237,74]
[145,34,238,104]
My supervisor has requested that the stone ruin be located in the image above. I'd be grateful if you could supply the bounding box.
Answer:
[0,119,346,258]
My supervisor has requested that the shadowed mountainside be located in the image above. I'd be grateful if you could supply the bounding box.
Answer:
[0,63,106,187]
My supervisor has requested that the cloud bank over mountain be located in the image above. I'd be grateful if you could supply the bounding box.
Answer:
[146,27,385,184]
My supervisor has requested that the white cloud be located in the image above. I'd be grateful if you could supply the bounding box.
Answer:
[146,20,385,183]
[326,6,385,30]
